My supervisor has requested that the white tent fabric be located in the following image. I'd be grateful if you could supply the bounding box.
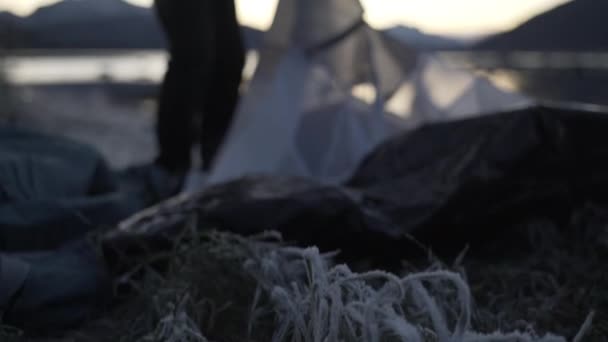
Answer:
[385,54,532,125]
[206,0,414,185]
[200,0,533,188]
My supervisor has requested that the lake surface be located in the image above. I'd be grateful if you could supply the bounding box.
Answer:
[3,50,260,85]
[3,50,607,106]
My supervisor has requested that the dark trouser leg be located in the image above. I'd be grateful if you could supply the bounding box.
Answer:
[201,1,245,170]
[154,0,214,173]
[201,68,243,170]
[155,59,196,172]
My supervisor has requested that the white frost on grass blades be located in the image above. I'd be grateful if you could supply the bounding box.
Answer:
[243,245,583,342]
[139,293,209,342]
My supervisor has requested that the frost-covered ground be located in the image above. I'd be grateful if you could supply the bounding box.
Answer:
[6,226,597,342]
[2,83,606,341]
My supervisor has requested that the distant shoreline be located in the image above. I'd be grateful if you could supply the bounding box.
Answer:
[4,48,167,57]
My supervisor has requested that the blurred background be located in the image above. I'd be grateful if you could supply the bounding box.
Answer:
[0,0,606,168]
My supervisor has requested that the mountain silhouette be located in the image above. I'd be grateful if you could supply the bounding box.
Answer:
[0,0,461,51]
[383,25,467,51]
[0,0,267,50]
[0,0,163,49]
[25,0,145,27]
[24,0,165,49]
[0,11,26,48]
[477,0,608,51]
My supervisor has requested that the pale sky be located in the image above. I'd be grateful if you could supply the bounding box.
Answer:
[0,0,571,36]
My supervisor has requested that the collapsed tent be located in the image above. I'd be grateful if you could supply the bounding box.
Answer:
[207,0,415,184]
[112,104,608,260]
[206,0,530,186]
[388,54,532,122]
[4,103,606,333]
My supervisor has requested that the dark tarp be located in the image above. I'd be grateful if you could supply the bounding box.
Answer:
[0,127,158,333]
[0,126,179,252]
[349,104,608,253]
[0,126,141,251]
[348,106,608,250]
[182,176,400,261]
[1,240,110,332]
[106,104,608,263]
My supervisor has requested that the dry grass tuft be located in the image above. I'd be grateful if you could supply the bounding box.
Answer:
[3,205,605,341]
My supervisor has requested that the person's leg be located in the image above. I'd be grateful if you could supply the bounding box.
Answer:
[154,0,215,173]
[200,0,245,170]
[201,71,242,171]
[155,59,195,172]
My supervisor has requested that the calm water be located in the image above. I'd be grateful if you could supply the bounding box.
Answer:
[4,50,260,85]
[4,50,607,105]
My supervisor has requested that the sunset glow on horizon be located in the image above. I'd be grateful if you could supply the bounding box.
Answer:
[0,0,571,36]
